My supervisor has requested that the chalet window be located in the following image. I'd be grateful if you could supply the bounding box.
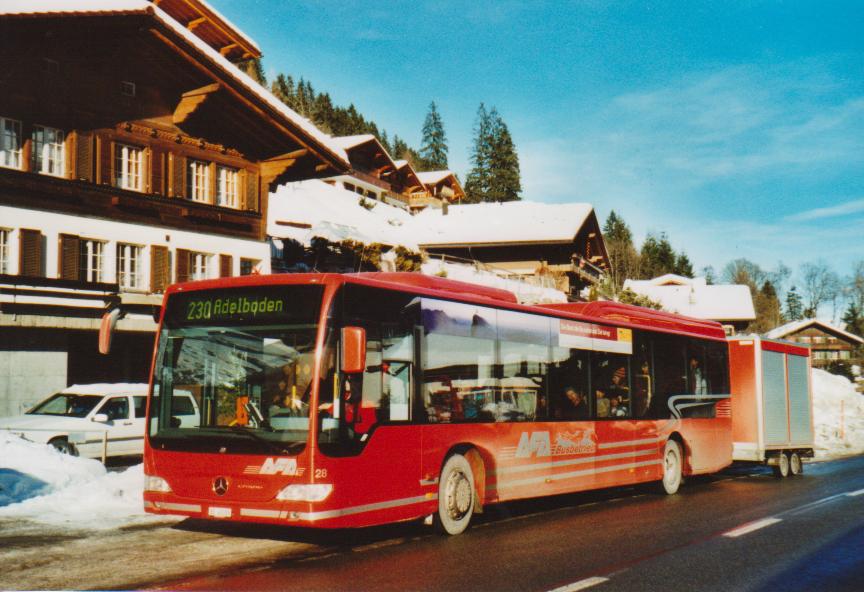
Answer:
[114,143,144,191]
[240,258,259,276]
[19,229,44,277]
[150,245,170,293]
[117,243,143,290]
[187,159,211,203]
[0,229,9,274]
[216,165,239,208]
[0,117,22,170]
[31,125,66,177]
[191,251,211,280]
[79,239,106,283]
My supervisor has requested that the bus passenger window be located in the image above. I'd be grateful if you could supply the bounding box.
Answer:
[549,348,590,420]
[591,353,630,419]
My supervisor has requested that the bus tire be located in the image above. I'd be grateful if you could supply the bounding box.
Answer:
[659,440,683,495]
[789,452,802,476]
[434,453,475,535]
[49,437,78,457]
[773,452,790,478]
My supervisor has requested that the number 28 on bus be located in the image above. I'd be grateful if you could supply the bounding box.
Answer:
[136,272,732,535]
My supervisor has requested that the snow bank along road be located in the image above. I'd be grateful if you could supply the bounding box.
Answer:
[2,456,862,591]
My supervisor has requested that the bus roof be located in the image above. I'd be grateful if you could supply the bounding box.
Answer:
[165,272,727,341]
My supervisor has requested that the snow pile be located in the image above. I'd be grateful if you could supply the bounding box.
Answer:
[0,433,176,529]
[812,368,864,459]
[420,259,567,305]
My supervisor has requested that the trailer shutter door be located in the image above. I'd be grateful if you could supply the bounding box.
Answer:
[787,355,812,445]
[761,350,789,446]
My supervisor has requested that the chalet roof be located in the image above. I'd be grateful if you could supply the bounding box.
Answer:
[413,201,595,247]
[268,180,416,249]
[765,319,864,344]
[623,275,756,322]
[0,0,349,170]
[416,171,453,185]
[331,135,378,150]
[154,0,260,60]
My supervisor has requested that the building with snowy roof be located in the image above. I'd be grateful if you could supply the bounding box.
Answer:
[0,0,350,413]
[766,319,864,369]
[623,274,756,333]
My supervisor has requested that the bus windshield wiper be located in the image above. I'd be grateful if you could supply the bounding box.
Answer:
[224,425,296,455]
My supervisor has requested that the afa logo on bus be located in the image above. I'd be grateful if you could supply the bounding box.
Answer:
[515,429,597,458]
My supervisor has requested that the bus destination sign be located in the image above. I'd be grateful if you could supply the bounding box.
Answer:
[165,285,323,326]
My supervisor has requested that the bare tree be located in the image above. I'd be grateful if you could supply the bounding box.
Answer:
[799,260,841,318]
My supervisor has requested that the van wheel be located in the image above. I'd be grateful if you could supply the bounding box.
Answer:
[49,438,79,457]
[434,454,475,535]
[789,453,803,476]
[659,440,683,495]
[773,453,790,478]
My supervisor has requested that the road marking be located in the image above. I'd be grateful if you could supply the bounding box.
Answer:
[547,576,610,592]
[723,517,782,538]
[847,488,864,497]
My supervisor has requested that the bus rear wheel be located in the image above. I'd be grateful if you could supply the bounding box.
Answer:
[435,453,475,535]
[659,440,683,495]
[789,452,803,476]
[773,452,790,478]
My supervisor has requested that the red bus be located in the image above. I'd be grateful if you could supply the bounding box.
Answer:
[140,272,732,534]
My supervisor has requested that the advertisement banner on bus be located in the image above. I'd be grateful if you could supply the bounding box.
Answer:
[556,319,633,354]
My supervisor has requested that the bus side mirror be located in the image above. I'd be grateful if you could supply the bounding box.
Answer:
[98,308,122,355]
[341,326,366,374]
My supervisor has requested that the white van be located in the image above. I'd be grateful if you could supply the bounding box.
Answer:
[0,384,198,459]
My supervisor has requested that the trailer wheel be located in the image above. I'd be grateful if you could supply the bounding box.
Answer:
[773,453,790,478]
[659,440,683,495]
[434,453,475,535]
[49,437,78,457]
[789,452,803,476]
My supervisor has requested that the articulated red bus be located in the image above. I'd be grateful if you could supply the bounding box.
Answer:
[141,272,732,534]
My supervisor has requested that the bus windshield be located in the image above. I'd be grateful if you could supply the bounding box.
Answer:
[149,285,323,455]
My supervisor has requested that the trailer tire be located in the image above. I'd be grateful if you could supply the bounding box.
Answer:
[659,440,683,495]
[434,453,475,535]
[789,452,803,476]
[773,452,790,478]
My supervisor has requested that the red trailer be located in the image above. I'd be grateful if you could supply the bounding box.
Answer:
[728,336,814,477]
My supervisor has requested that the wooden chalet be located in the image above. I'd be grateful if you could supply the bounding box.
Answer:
[417,170,465,206]
[766,319,864,370]
[0,0,349,414]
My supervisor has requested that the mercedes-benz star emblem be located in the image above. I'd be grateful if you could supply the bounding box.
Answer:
[213,477,229,496]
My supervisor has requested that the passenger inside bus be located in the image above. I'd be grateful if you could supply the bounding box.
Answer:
[558,386,589,420]
[632,361,652,417]
[595,389,610,418]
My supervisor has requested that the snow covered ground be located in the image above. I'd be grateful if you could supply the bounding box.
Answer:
[1,369,861,529]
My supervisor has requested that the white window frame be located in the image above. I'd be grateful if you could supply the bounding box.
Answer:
[188,159,211,203]
[116,243,143,290]
[114,143,144,191]
[0,228,10,274]
[0,116,23,170]
[191,252,211,281]
[216,165,239,208]
[31,124,66,177]
[80,239,106,283]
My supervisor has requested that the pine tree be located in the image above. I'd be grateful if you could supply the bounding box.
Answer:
[674,253,694,278]
[486,108,521,202]
[237,58,266,86]
[271,74,295,106]
[842,302,864,337]
[419,101,448,170]
[639,233,676,279]
[464,103,493,203]
[754,280,782,331]
[603,211,640,293]
[392,135,409,161]
[380,130,392,156]
[785,285,804,321]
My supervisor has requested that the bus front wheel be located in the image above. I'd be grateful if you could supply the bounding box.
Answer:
[435,453,475,535]
[660,440,683,495]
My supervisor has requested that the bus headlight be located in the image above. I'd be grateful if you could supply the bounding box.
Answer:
[276,483,333,502]
[144,475,173,493]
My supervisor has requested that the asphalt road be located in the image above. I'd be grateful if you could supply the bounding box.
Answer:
[159,455,864,592]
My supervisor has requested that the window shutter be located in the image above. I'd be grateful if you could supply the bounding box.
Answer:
[74,132,94,182]
[171,153,185,198]
[19,229,44,277]
[58,234,80,280]
[151,147,165,195]
[219,254,232,278]
[98,136,113,185]
[175,248,190,283]
[150,245,169,293]
[245,170,259,211]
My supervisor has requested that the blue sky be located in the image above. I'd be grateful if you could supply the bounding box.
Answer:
[215,0,864,287]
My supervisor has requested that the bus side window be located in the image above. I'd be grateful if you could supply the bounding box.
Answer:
[650,335,687,419]
[591,352,630,419]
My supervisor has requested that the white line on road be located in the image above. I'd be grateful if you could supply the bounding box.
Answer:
[547,576,610,592]
[723,517,783,538]
[846,488,864,497]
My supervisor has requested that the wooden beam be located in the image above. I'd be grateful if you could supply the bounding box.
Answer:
[315,164,330,173]
[187,17,207,30]
[173,83,221,125]
[220,43,239,56]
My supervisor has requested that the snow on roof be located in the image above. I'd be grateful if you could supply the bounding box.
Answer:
[413,201,594,246]
[416,170,454,185]
[0,0,349,168]
[393,160,409,168]
[331,135,377,150]
[765,319,864,344]
[623,276,756,321]
[268,180,417,249]
[420,260,566,305]
[191,0,261,53]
